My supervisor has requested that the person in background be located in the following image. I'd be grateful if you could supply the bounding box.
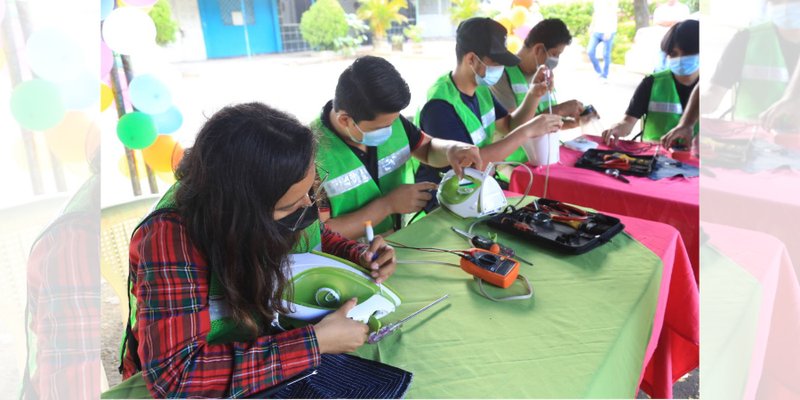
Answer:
[587,0,620,82]
[416,17,562,188]
[118,103,397,398]
[602,19,699,145]
[704,0,800,126]
[313,56,482,240]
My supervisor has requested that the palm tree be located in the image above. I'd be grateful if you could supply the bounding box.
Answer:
[356,0,408,45]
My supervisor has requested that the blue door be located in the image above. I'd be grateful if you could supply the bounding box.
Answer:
[198,0,283,58]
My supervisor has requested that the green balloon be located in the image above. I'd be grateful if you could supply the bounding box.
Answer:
[10,79,65,131]
[117,112,158,149]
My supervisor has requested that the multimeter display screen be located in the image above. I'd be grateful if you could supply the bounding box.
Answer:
[475,254,515,276]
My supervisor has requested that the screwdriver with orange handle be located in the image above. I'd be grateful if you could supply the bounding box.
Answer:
[450,227,533,266]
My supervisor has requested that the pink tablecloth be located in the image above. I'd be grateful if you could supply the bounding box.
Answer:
[509,137,699,281]
[701,223,800,399]
[613,213,699,398]
[702,167,800,278]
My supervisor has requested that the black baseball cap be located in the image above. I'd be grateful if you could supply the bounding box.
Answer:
[456,17,521,66]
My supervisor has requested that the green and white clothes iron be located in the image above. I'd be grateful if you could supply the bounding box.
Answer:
[437,164,508,219]
[278,251,402,332]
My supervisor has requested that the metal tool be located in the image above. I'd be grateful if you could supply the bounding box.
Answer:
[367,294,449,344]
[450,227,534,266]
[605,168,630,183]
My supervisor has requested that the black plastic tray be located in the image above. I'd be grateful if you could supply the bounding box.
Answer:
[575,149,655,176]
[487,199,624,255]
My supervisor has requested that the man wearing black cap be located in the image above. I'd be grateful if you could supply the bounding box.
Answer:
[415,17,563,187]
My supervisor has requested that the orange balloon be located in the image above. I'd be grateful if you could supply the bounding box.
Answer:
[512,0,533,9]
[44,111,97,163]
[142,134,184,172]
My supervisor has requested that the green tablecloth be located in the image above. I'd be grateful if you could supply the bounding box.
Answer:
[354,199,662,398]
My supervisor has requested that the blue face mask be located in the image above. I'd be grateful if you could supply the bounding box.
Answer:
[473,58,504,86]
[349,122,393,147]
[668,54,700,76]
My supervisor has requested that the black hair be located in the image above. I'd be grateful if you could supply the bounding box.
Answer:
[174,102,316,335]
[332,56,411,123]
[524,18,573,49]
[661,19,699,55]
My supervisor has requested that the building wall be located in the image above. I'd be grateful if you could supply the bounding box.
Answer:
[169,0,208,61]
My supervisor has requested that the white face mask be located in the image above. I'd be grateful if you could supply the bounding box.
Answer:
[768,2,800,30]
[472,57,504,86]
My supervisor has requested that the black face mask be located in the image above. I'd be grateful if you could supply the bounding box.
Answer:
[276,204,319,233]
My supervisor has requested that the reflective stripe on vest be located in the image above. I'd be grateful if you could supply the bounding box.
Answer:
[735,23,789,121]
[378,145,411,179]
[741,65,789,82]
[505,66,528,106]
[323,165,371,197]
[648,101,683,114]
[422,72,496,148]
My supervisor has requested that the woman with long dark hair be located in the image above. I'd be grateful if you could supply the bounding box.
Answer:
[117,103,397,398]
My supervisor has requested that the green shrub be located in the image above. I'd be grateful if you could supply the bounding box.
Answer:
[300,0,349,50]
[540,0,637,65]
[148,0,179,46]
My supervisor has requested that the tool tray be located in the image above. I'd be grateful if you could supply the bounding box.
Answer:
[487,199,625,254]
[575,149,655,176]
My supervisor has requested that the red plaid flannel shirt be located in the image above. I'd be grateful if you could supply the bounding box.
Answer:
[123,211,367,398]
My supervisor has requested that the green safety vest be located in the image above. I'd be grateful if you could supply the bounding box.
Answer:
[505,65,559,113]
[734,22,789,121]
[643,69,699,142]
[109,183,322,398]
[417,72,497,148]
[312,118,414,235]
[503,66,559,163]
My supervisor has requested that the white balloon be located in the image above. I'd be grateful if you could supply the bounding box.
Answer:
[26,29,84,83]
[101,7,156,56]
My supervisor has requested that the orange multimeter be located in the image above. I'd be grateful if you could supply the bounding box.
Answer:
[459,248,520,288]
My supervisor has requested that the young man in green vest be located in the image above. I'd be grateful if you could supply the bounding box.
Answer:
[416,17,563,187]
[491,18,596,162]
[314,56,483,240]
[602,19,699,144]
[704,0,800,125]
[492,19,587,125]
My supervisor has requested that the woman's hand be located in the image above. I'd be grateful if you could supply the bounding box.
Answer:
[359,235,396,284]
[661,124,694,149]
[314,298,369,354]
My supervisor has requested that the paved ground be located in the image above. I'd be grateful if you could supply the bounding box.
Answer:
[101,41,699,397]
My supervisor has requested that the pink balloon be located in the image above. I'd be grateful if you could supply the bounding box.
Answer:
[124,0,158,6]
[101,41,114,79]
[514,25,533,41]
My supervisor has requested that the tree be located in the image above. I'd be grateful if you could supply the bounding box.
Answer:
[633,0,650,30]
[356,0,409,43]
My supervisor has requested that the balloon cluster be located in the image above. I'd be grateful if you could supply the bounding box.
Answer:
[99,0,184,178]
[494,0,542,54]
